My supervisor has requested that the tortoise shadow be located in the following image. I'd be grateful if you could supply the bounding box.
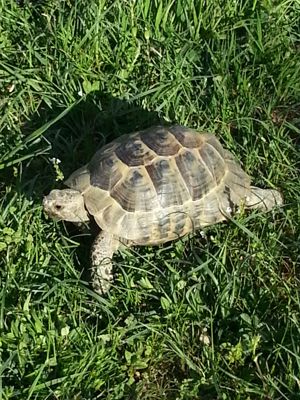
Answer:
[15,92,164,198]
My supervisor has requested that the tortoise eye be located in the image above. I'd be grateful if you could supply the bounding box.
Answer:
[55,204,62,211]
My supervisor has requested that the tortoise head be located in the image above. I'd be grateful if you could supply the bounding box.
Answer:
[43,189,89,222]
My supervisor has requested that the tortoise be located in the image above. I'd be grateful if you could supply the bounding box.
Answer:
[43,125,282,293]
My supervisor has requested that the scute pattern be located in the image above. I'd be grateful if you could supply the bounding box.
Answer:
[115,136,156,166]
[204,135,225,158]
[175,149,214,200]
[146,158,190,208]
[66,125,252,243]
[65,164,90,192]
[199,143,225,184]
[89,152,124,191]
[140,126,181,156]
[169,125,204,148]
[110,167,159,212]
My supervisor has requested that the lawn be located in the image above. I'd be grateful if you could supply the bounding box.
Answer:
[0,0,300,399]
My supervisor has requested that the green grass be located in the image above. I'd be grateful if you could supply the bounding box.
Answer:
[1,0,300,398]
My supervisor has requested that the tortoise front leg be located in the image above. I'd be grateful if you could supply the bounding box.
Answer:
[90,231,120,294]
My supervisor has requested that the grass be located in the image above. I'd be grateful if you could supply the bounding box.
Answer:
[0,0,300,398]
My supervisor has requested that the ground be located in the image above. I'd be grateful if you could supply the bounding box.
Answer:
[0,1,299,399]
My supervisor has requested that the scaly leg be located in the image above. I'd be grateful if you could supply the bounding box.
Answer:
[90,231,120,294]
[244,186,283,212]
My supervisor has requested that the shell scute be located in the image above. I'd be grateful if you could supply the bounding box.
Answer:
[110,167,159,212]
[175,149,214,200]
[140,126,181,156]
[89,152,123,191]
[169,125,204,148]
[198,143,226,185]
[115,137,156,166]
[146,158,190,208]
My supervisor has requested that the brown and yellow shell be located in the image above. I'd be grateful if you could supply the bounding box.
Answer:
[65,125,251,245]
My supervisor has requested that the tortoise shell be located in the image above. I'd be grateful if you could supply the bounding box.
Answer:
[65,125,251,245]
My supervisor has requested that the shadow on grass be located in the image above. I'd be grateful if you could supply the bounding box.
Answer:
[14,92,163,197]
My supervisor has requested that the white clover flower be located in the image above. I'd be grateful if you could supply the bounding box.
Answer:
[50,157,61,164]
[78,89,84,97]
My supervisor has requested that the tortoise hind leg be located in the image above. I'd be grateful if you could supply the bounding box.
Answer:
[244,186,283,211]
[90,231,120,294]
